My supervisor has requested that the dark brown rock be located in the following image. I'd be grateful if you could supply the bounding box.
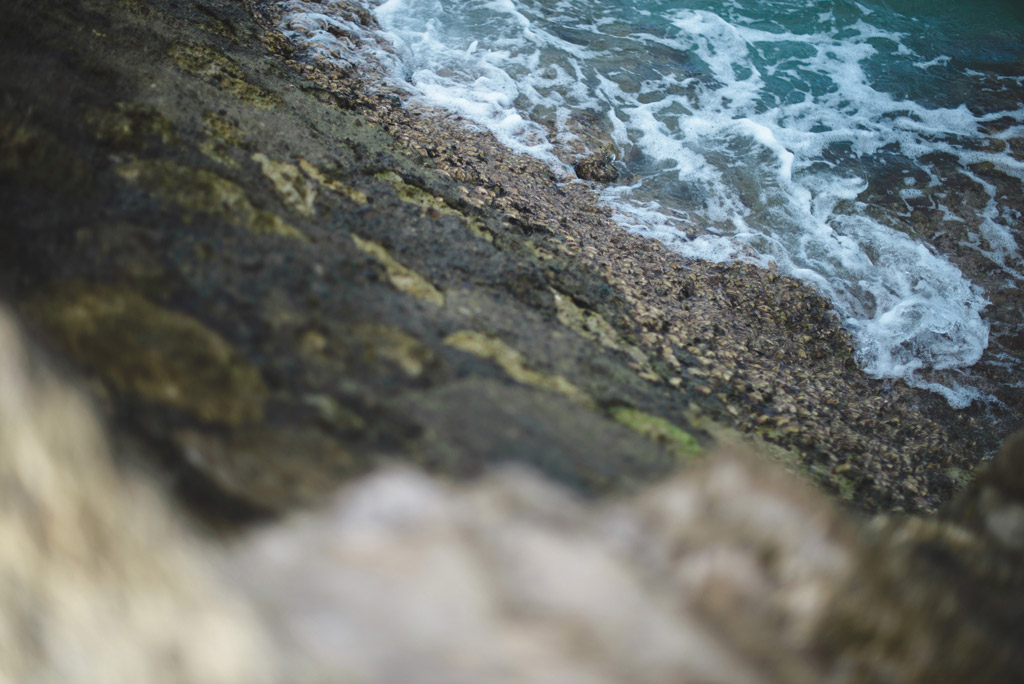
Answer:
[573,150,620,182]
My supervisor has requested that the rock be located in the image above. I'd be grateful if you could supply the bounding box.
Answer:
[2,304,1023,683]
[573,149,620,182]
[26,285,269,426]
[2,0,1023,679]
[0,306,273,684]
[0,0,1014,520]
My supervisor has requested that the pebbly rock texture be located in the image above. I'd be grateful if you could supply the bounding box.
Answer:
[1,305,1024,683]
[573,149,620,182]
[1,0,1017,522]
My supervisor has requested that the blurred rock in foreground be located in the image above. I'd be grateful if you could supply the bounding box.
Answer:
[2,305,1023,683]
[0,307,272,684]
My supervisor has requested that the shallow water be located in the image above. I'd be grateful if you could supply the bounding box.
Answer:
[279,0,1024,409]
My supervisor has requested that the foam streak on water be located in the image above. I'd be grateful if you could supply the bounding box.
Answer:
[278,0,1024,408]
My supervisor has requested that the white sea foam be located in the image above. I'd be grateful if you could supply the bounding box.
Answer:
[279,0,1024,407]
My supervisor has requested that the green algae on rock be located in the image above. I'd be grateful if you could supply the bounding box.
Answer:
[376,170,492,242]
[169,43,283,108]
[351,234,445,306]
[610,406,703,462]
[85,102,177,149]
[27,286,267,426]
[251,153,317,217]
[551,288,656,378]
[0,115,90,192]
[199,110,248,168]
[299,159,368,205]
[0,0,1015,524]
[346,323,435,379]
[117,159,306,240]
[444,330,593,407]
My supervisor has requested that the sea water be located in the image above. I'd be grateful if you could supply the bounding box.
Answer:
[278,0,1024,408]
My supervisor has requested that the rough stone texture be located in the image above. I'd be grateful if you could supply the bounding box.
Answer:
[3,0,1024,679]
[26,285,269,426]
[2,307,1024,683]
[1,0,1017,521]
[573,149,620,182]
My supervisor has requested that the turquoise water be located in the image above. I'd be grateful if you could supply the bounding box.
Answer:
[279,0,1024,408]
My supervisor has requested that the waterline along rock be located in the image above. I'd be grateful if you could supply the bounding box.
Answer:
[1,0,1022,680]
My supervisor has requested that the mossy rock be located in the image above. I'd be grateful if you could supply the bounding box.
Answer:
[117,159,305,240]
[27,285,268,426]
[85,102,176,149]
[168,43,282,108]
[610,406,702,462]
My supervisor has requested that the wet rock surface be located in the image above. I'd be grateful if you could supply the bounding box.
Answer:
[0,0,1019,525]
[573,149,620,182]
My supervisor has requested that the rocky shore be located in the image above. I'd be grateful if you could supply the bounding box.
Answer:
[2,0,1024,680]
[2,0,1016,519]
